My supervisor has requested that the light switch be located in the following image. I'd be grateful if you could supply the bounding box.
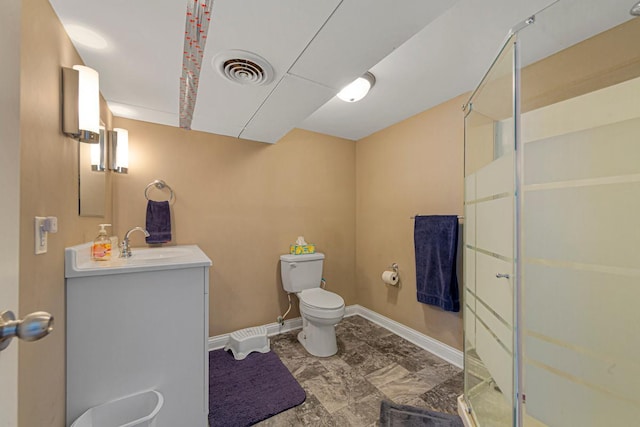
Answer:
[35,217,47,254]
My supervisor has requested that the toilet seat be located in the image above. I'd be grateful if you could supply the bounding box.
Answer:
[298,288,344,309]
[298,288,345,320]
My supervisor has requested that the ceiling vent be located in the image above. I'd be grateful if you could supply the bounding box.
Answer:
[213,50,274,86]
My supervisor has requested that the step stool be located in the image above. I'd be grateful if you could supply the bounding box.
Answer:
[224,326,270,360]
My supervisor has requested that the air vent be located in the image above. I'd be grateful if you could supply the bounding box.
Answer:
[212,50,274,86]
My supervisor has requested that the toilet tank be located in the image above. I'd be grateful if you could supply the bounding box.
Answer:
[280,253,325,293]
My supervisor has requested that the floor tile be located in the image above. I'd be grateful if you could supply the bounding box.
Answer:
[397,347,457,373]
[419,372,464,414]
[336,331,365,352]
[377,371,437,406]
[253,405,300,426]
[368,333,425,364]
[413,363,461,390]
[365,363,410,388]
[294,393,334,426]
[303,373,350,413]
[304,362,377,414]
[330,390,388,427]
[340,342,395,376]
[339,316,393,345]
[285,357,330,382]
[270,332,307,360]
[252,315,463,425]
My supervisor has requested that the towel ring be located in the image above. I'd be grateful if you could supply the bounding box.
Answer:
[145,179,175,203]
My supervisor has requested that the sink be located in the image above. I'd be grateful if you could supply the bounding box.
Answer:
[65,242,212,278]
[128,247,193,261]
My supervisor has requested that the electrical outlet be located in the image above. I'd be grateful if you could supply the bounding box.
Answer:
[35,216,47,255]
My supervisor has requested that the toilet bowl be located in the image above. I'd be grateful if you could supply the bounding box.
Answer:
[280,253,345,357]
[297,288,345,357]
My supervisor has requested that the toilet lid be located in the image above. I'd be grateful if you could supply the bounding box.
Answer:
[299,288,344,309]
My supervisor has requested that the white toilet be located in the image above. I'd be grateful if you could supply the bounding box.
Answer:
[280,253,345,357]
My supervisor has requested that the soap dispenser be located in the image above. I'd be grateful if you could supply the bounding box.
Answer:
[92,224,112,261]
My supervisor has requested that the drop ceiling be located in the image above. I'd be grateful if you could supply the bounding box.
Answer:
[49,0,636,143]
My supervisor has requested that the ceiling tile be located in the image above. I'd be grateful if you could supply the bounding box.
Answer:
[239,74,336,143]
[289,0,458,89]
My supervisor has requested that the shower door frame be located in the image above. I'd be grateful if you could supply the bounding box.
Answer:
[462,16,532,427]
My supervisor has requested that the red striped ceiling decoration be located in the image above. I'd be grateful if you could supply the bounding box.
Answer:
[179,0,213,130]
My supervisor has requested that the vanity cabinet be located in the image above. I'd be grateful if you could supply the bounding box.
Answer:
[65,243,211,427]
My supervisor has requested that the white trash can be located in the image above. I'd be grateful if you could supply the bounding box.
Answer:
[71,390,163,427]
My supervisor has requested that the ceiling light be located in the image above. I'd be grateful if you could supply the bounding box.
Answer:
[631,1,640,16]
[65,24,108,50]
[337,72,376,103]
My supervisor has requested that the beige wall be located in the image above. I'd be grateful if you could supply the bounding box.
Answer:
[18,1,113,426]
[521,18,640,114]
[111,119,356,336]
[13,5,640,426]
[355,94,468,350]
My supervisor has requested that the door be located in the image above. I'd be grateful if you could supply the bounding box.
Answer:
[463,34,517,427]
[0,1,22,425]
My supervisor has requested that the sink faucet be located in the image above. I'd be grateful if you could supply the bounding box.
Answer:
[119,227,150,258]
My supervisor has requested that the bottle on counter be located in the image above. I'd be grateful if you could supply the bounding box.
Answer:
[92,224,112,261]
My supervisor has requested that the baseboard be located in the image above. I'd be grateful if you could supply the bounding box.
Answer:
[348,304,463,368]
[208,304,464,370]
[209,307,359,350]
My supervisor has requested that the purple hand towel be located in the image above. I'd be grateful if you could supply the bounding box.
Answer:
[414,215,460,312]
[145,200,171,244]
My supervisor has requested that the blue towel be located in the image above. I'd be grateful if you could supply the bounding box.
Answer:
[414,215,459,312]
[145,200,171,244]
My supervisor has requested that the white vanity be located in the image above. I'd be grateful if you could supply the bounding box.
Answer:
[64,243,211,427]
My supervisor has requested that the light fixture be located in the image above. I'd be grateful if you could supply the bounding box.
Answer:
[62,65,100,143]
[337,72,376,102]
[631,0,640,16]
[90,126,106,171]
[109,128,128,174]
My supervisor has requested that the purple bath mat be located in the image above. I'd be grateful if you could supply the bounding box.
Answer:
[209,349,306,426]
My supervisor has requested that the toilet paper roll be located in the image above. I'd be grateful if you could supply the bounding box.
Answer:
[381,270,399,286]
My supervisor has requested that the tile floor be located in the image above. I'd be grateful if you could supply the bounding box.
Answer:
[256,315,463,426]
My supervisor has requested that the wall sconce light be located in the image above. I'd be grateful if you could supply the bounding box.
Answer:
[62,65,100,143]
[90,126,106,171]
[109,128,129,174]
[337,71,376,103]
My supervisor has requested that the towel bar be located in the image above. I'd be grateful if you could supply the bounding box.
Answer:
[145,179,175,203]
[410,215,464,220]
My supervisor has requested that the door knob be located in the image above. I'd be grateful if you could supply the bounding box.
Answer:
[0,310,54,351]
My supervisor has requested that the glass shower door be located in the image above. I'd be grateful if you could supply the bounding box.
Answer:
[463,34,517,427]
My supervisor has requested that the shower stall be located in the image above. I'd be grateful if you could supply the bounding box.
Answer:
[460,5,640,427]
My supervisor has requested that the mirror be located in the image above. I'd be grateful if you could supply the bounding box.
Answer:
[78,125,106,216]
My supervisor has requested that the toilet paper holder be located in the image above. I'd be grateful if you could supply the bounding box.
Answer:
[382,263,400,286]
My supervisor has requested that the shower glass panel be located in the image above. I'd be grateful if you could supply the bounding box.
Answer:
[463,35,516,427]
[463,4,640,426]
[517,8,640,426]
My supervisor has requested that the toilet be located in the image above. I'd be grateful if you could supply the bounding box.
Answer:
[280,253,345,357]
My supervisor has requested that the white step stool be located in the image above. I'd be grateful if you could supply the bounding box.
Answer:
[224,326,270,360]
